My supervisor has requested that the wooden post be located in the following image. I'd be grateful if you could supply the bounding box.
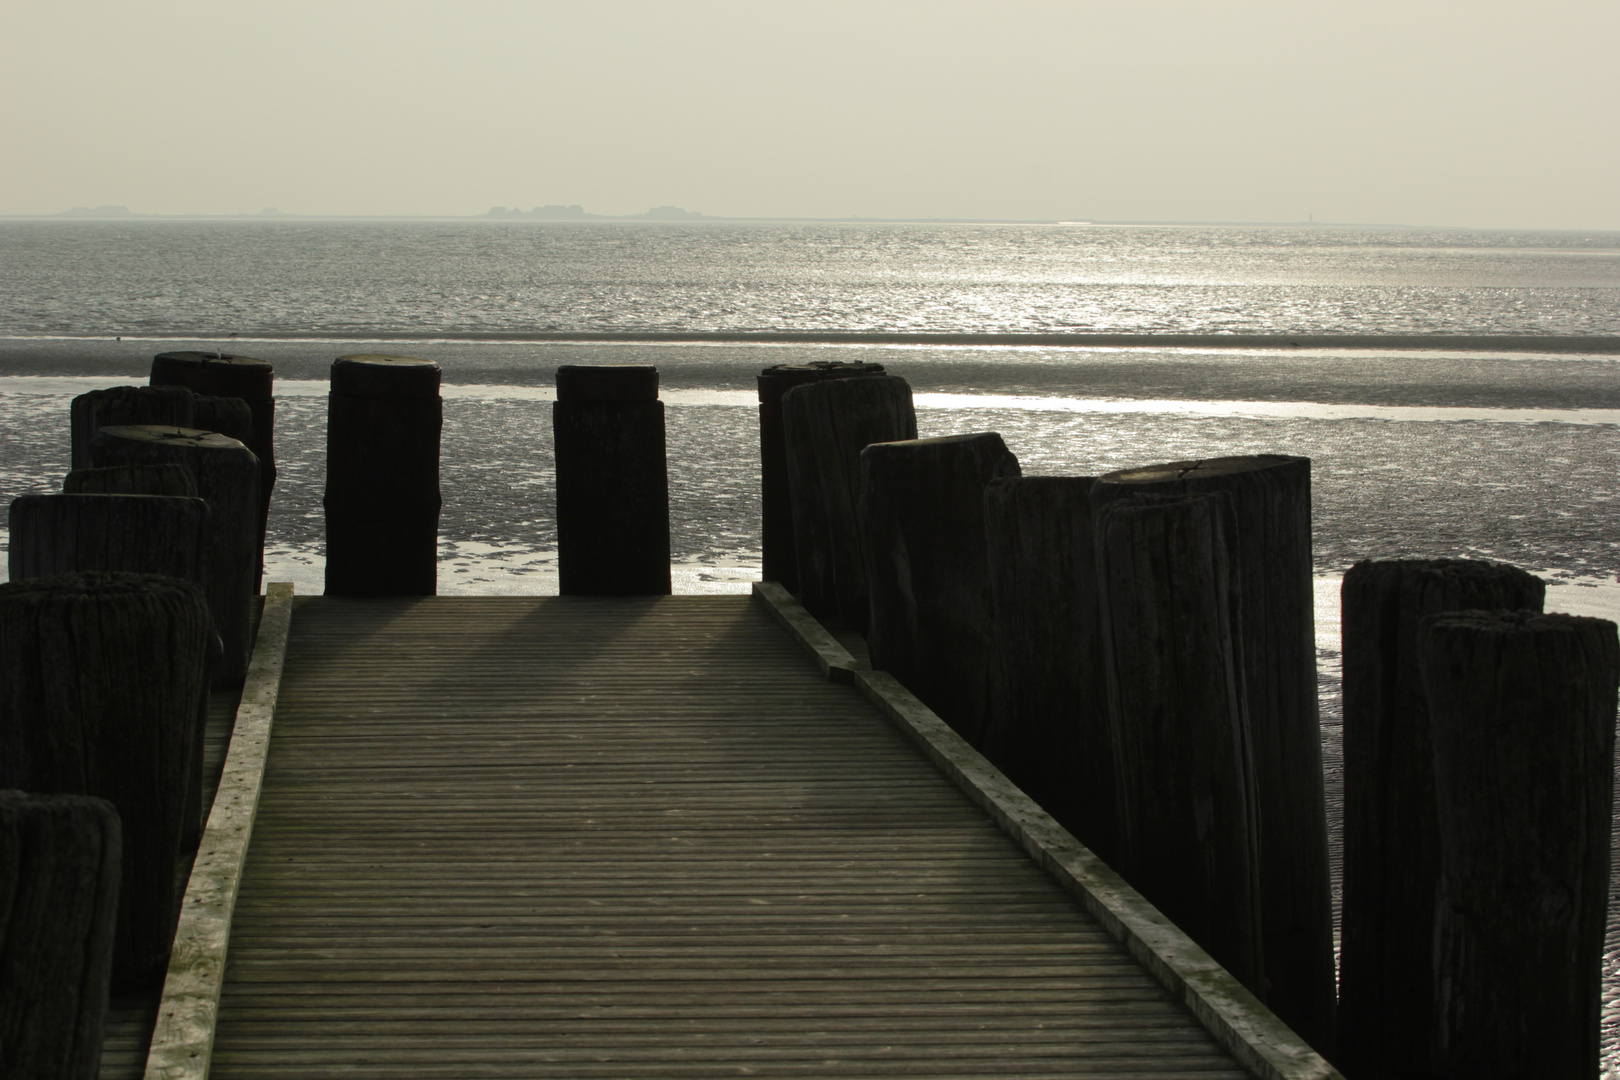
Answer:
[1090,454,1334,1053]
[0,571,211,991]
[64,463,198,497]
[552,365,671,596]
[1420,610,1617,1078]
[323,354,442,597]
[0,790,121,1080]
[780,375,916,628]
[982,475,1118,866]
[1338,558,1546,1080]
[757,361,886,591]
[151,351,277,588]
[7,492,215,851]
[858,433,1019,747]
[1092,490,1263,989]
[68,385,195,470]
[190,394,253,444]
[87,425,258,688]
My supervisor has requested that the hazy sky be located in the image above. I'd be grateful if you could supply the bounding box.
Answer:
[2,0,1615,229]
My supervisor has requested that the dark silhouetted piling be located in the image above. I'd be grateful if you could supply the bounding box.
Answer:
[87,425,258,687]
[1420,610,1617,1079]
[7,492,216,850]
[553,365,671,596]
[758,361,886,591]
[982,475,1117,865]
[68,385,196,470]
[1090,453,1333,1053]
[780,375,915,628]
[0,571,211,991]
[64,463,198,497]
[859,433,1019,747]
[151,351,277,585]
[0,790,121,1080]
[8,494,210,586]
[1338,558,1546,1080]
[1093,490,1263,988]
[323,355,442,597]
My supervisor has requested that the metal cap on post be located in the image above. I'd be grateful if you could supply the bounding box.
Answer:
[553,365,670,596]
[323,354,443,598]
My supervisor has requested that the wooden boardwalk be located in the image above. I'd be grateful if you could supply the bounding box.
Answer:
[193,593,1269,1078]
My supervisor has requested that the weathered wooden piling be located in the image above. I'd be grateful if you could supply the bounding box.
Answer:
[981,475,1117,865]
[64,463,198,497]
[1420,610,1617,1079]
[87,425,258,687]
[151,351,278,585]
[8,494,210,586]
[780,375,916,627]
[323,354,442,597]
[859,433,1019,747]
[553,365,671,596]
[1338,558,1546,1080]
[1090,454,1333,1052]
[7,492,216,850]
[1092,490,1264,987]
[758,361,887,591]
[190,393,254,445]
[0,790,121,1080]
[68,385,196,470]
[0,571,211,991]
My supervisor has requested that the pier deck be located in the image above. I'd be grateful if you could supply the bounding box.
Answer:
[190,593,1266,1077]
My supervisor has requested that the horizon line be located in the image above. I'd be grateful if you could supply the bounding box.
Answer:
[6,210,1618,233]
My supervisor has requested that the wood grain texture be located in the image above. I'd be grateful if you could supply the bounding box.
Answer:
[1421,609,1618,1079]
[99,603,262,1080]
[0,790,121,1080]
[205,595,1253,1079]
[1092,455,1334,1053]
[86,427,260,688]
[143,584,293,1080]
[0,572,211,991]
[552,393,671,597]
[1336,559,1545,1080]
[1093,491,1263,994]
[982,475,1115,866]
[69,387,197,472]
[149,352,278,590]
[756,361,888,591]
[859,434,1020,749]
[65,466,199,498]
[781,375,916,627]
[323,357,441,599]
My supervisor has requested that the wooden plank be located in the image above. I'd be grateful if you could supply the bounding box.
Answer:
[206,594,1257,1079]
[756,587,1343,1080]
[141,584,295,1080]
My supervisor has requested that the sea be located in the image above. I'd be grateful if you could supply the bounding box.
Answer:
[2,218,1618,1063]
